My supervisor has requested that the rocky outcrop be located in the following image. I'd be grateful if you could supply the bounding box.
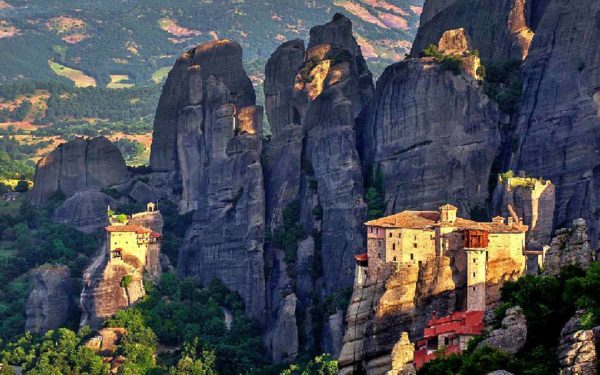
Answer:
[150,39,255,172]
[477,306,527,354]
[359,33,502,216]
[544,219,595,276]
[267,293,299,363]
[155,39,267,323]
[52,190,118,233]
[412,0,534,61]
[25,265,74,334]
[388,332,416,375]
[558,311,600,375]
[512,0,600,246]
[493,176,555,248]
[80,245,145,329]
[30,137,128,205]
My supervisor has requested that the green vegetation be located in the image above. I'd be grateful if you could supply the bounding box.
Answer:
[481,60,523,114]
[270,200,307,264]
[151,67,171,84]
[104,274,268,374]
[48,60,96,88]
[0,136,40,180]
[421,44,463,75]
[419,265,599,375]
[0,101,31,123]
[280,354,337,375]
[365,167,385,220]
[121,275,133,288]
[498,170,540,189]
[0,329,109,374]
[0,198,97,340]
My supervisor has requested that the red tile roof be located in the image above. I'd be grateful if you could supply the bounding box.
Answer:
[354,253,368,261]
[105,225,152,234]
[365,209,527,233]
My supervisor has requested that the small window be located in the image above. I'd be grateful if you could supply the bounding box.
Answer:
[393,256,397,261]
[414,235,417,241]
[398,233,401,238]
[473,258,476,264]
[410,253,414,260]
[472,272,476,278]
[472,286,476,291]
[413,243,417,248]
[393,243,396,250]
[389,233,392,238]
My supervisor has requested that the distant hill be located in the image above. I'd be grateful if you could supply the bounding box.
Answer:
[0,0,423,86]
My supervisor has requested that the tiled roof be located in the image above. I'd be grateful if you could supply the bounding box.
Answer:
[105,225,152,234]
[365,210,527,233]
[354,253,368,261]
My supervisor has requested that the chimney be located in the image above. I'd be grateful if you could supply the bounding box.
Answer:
[507,217,514,225]
[492,216,504,224]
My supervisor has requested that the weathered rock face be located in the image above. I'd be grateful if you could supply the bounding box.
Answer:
[155,39,267,323]
[419,0,456,26]
[267,293,299,363]
[558,311,600,375]
[512,0,600,246]
[263,39,305,229]
[477,306,527,354]
[359,53,502,217]
[25,265,74,334]
[262,13,373,359]
[412,0,534,61]
[544,219,595,276]
[80,245,145,330]
[30,137,128,205]
[150,39,256,172]
[388,332,416,375]
[52,190,118,233]
[493,177,555,248]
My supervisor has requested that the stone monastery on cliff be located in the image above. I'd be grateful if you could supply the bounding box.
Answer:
[355,204,531,367]
[360,204,529,310]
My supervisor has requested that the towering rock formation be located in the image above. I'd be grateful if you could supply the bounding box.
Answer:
[30,137,128,205]
[25,265,74,334]
[360,29,502,216]
[262,13,373,358]
[150,39,256,172]
[512,0,600,245]
[150,39,266,322]
[411,0,534,61]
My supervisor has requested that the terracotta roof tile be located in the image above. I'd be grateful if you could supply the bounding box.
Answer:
[365,210,527,233]
[105,225,152,234]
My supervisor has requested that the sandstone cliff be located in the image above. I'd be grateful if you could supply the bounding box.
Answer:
[30,137,128,205]
[512,0,600,247]
[80,242,146,330]
[359,30,502,217]
[151,39,266,323]
[25,265,74,334]
[150,39,256,172]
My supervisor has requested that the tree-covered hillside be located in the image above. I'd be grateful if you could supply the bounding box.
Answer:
[0,0,423,86]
